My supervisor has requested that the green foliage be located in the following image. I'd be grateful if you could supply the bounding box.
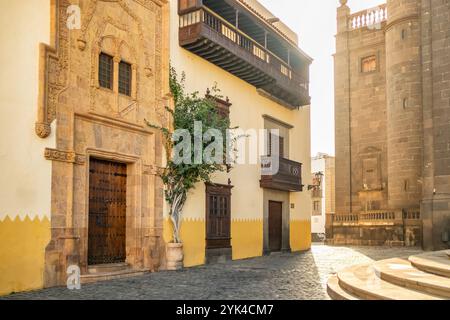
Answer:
[148,67,233,208]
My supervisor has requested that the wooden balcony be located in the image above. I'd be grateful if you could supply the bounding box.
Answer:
[260,156,303,192]
[179,7,310,108]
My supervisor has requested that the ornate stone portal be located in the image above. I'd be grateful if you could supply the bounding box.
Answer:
[36,0,170,287]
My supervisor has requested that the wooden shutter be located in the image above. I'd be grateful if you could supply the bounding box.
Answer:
[205,183,232,249]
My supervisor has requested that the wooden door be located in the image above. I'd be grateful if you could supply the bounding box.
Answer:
[88,158,127,265]
[206,184,232,249]
[269,201,282,252]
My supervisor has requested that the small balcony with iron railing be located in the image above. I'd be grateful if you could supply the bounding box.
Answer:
[178,0,311,109]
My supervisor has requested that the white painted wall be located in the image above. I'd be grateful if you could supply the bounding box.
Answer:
[311,155,326,234]
[0,0,55,221]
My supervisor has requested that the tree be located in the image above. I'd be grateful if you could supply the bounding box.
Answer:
[147,67,234,243]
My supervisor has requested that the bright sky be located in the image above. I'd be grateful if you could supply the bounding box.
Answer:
[258,0,386,156]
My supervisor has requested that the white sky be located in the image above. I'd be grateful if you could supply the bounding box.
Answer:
[258,0,386,156]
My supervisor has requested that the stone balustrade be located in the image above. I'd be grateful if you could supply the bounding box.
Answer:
[349,5,387,30]
[326,208,422,247]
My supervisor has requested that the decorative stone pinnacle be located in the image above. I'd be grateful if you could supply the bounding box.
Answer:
[339,0,348,6]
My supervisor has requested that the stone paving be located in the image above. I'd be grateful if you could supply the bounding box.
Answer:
[3,245,423,300]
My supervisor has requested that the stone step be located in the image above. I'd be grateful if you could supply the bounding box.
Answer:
[337,264,443,300]
[446,250,450,259]
[409,251,450,278]
[372,258,450,298]
[88,263,129,274]
[81,268,148,285]
[327,274,359,300]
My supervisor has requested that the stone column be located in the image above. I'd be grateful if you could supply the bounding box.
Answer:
[334,0,352,214]
[385,0,423,210]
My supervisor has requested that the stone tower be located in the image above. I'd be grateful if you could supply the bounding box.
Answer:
[385,0,423,210]
[334,0,352,214]
[333,0,450,250]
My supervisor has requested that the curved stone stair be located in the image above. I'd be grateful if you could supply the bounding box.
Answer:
[327,250,450,300]
[409,251,450,278]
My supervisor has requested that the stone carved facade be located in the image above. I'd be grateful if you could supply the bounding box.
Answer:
[36,0,170,287]
[332,0,450,250]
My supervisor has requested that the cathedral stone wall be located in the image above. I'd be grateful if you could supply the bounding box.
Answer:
[333,0,450,250]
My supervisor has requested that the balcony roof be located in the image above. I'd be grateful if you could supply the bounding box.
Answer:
[178,2,311,108]
[203,0,313,64]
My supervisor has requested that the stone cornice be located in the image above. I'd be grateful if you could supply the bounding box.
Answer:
[44,148,86,165]
[385,14,419,33]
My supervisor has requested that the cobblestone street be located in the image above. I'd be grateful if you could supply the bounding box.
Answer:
[3,245,423,300]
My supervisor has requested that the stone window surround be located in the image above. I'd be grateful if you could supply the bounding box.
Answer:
[359,51,380,74]
[95,49,138,101]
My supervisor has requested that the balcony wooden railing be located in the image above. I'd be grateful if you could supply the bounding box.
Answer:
[179,7,310,107]
[260,156,303,192]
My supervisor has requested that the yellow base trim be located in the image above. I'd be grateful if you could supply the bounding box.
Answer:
[163,218,206,267]
[0,216,50,296]
[290,220,311,252]
[163,218,307,267]
[231,219,263,260]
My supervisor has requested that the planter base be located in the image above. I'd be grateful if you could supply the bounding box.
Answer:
[166,243,184,271]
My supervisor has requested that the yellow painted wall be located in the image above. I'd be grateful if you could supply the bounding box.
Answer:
[0,217,50,296]
[290,220,312,252]
[163,218,206,267]
[231,219,263,260]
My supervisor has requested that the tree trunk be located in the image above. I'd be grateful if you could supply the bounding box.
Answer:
[170,191,187,243]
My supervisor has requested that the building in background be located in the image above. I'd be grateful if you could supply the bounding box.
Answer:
[332,0,450,250]
[311,153,335,241]
[0,0,312,296]
[170,0,312,265]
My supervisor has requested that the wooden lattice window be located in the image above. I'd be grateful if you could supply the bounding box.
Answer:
[119,61,132,96]
[99,53,113,89]
[206,183,232,249]
[206,90,231,119]
[361,55,377,73]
